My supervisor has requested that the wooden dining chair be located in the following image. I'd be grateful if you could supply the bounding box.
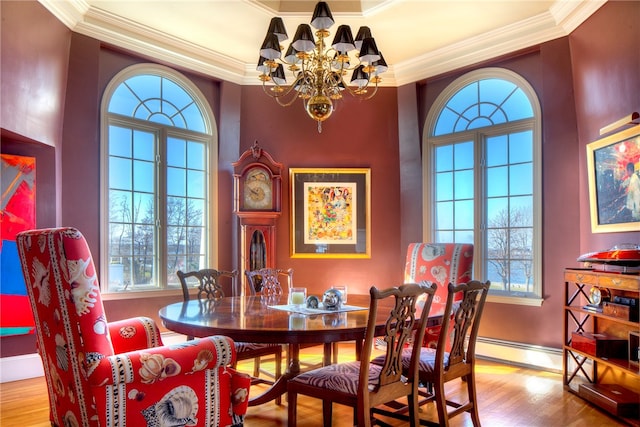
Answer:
[177,269,282,393]
[372,280,490,426]
[287,282,438,427]
[245,267,337,367]
[245,267,293,297]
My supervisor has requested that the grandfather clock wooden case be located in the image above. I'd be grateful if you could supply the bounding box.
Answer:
[233,142,283,293]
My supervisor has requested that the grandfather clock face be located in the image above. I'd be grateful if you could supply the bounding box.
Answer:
[243,167,273,210]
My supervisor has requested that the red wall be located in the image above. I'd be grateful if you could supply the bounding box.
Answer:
[238,85,402,296]
[570,1,640,252]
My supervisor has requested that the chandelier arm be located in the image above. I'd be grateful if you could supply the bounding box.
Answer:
[261,81,300,107]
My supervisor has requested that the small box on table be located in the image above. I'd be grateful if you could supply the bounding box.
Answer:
[578,383,640,418]
[603,301,639,321]
[571,332,627,358]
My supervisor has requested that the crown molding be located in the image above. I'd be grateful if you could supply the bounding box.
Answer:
[38,0,605,87]
[392,0,605,85]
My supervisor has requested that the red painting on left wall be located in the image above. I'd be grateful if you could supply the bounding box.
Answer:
[1,153,36,337]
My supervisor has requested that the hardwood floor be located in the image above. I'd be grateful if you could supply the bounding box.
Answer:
[0,343,625,426]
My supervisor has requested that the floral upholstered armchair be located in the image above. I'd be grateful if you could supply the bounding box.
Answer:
[17,227,251,427]
[404,243,474,348]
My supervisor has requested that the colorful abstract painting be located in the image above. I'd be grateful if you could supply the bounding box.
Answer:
[303,182,357,245]
[1,153,36,337]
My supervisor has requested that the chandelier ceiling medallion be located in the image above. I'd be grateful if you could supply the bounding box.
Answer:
[257,1,388,133]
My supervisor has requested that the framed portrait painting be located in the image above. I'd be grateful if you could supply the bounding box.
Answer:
[290,168,371,258]
[586,124,640,233]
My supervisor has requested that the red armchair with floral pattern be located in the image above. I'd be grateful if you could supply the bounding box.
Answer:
[404,243,474,348]
[17,227,251,427]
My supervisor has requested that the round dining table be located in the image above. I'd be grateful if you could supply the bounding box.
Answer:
[159,293,391,406]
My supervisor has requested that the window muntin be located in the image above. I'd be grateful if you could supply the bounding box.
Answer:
[425,68,541,303]
[102,65,216,293]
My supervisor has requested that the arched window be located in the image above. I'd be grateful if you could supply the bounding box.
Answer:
[101,64,217,293]
[424,68,542,305]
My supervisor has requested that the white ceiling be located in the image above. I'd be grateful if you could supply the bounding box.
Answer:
[39,0,606,86]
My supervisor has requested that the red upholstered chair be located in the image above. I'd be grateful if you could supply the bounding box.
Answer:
[404,243,474,347]
[17,227,251,427]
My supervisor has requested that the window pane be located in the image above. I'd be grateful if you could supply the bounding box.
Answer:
[183,103,206,133]
[109,85,137,114]
[167,167,186,197]
[109,158,132,191]
[168,138,186,168]
[109,126,132,157]
[435,172,453,201]
[448,82,477,113]
[487,135,507,167]
[479,79,516,106]
[454,230,474,244]
[133,130,155,161]
[187,141,205,170]
[509,130,533,163]
[435,145,453,172]
[487,197,508,225]
[454,170,473,199]
[435,230,454,242]
[435,201,453,229]
[509,163,532,195]
[487,166,508,197]
[133,192,155,224]
[454,200,474,229]
[187,170,205,198]
[454,141,473,169]
[127,75,161,101]
[504,89,534,120]
[133,160,154,193]
[187,199,205,227]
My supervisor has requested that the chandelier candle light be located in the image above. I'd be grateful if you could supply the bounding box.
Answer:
[258,1,388,133]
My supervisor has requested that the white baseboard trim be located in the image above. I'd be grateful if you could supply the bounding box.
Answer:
[1,334,560,383]
[0,332,188,383]
[476,336,563,373]
[0,352,45,383]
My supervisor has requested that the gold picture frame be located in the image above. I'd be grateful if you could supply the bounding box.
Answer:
[586,124,640,233]
[290,168,371,258]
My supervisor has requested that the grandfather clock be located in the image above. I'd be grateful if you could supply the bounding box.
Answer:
[233,141,283,293]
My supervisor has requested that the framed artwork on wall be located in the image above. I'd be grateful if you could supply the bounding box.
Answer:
[587,124,640,233]
[290,168,371,258]
[1,153,36,337]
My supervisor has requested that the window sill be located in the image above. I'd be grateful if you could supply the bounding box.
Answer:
[101,288,182,301]
[487,294,544,307]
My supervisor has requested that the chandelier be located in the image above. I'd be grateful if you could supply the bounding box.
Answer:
[257,1,388,133]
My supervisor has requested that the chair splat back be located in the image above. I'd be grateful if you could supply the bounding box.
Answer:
[245,267,293,296]
[373,284,434,389]
[177,268,237,301]
[442,281,489,372]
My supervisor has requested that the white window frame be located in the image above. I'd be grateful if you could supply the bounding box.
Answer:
[423,68,543,306]
[99,64,218,297]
